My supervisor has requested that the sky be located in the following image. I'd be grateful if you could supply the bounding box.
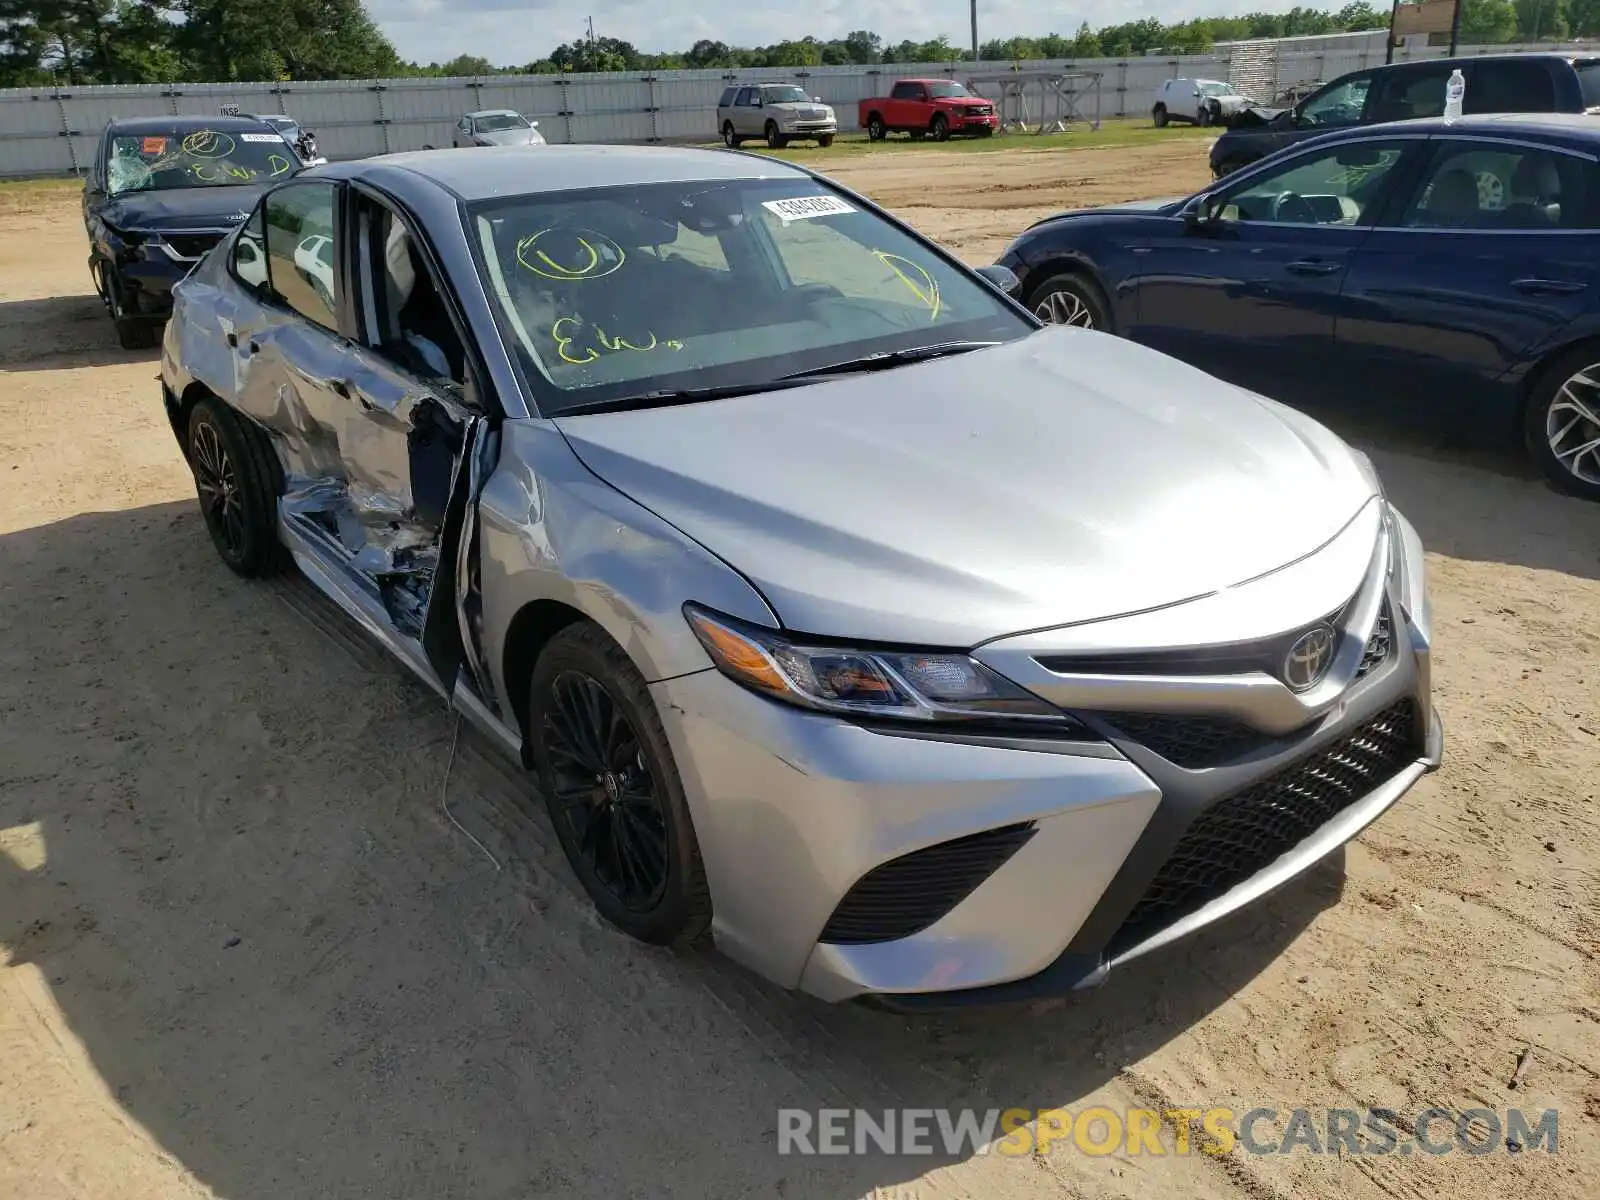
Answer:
[372,0,1352,67]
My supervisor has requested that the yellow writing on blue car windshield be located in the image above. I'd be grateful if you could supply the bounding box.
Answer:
[518,227,626,281]
[182,130,235,158]
[268,153,292,176]
[551,316,683,365]
[873,251,941,321]
[191,162,257,183]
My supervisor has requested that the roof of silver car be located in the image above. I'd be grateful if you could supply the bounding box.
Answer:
[464,108,523,119]
[325,143,809,200]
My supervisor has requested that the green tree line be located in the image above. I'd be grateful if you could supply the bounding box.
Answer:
[1,1,1589,87]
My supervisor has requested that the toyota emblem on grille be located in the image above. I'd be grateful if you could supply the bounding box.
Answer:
[1283,625,1336,692]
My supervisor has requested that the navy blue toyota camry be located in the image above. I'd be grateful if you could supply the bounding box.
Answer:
[995,114,1600,500]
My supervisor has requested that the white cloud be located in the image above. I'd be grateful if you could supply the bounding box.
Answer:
[375,0,1351,67]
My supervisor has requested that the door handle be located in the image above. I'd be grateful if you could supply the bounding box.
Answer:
[225,331,237,348]
[1512,278,1586,295]
[1285,259,1342,276]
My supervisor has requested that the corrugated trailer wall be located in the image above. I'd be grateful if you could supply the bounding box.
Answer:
[0,41,1589,178]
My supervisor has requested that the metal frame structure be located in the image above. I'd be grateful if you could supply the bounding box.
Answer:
[964,69,1104,135]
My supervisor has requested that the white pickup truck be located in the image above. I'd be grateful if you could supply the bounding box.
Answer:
[1152,78,1253,127]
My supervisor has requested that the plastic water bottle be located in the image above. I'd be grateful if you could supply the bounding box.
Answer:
[1444,69,1465,121]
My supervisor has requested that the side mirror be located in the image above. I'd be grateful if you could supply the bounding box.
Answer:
[1182,193,1220,228]
[975,263,1022,298]
[529,120,539,128]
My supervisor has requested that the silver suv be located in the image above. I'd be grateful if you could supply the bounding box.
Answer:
[718,84,836,149]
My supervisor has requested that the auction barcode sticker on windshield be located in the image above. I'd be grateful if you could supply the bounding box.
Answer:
[241,133,282,142]
[762,195,856,222]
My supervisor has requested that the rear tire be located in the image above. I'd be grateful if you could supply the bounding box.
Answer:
[866,113,886,141]
[186,397,286,577]
[1523,343,1600,501]
[1153,104,1169,128]
[528,623,713,948]
[722,122,740,148]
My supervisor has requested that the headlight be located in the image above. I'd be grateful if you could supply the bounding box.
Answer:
[684,604,1073,727]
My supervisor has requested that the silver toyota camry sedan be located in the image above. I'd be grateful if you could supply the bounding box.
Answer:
[159,144,1442,1007]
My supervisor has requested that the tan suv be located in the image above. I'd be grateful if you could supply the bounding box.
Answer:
[718,84,836,149]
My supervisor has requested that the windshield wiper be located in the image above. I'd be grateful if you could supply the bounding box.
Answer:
[552,376,823,417]
[551,342,999,417]
[773,340,999,382]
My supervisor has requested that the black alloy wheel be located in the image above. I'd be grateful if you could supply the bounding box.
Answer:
[191,415,246,563]
[542,669,671,912]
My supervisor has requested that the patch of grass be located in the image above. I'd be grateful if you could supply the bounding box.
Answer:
[723,119,1212,162]
[0,175,83,215]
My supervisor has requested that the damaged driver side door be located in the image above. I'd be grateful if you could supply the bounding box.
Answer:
[243,179,483,697]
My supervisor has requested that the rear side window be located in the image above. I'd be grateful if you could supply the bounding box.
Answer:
[264,181,340,330]
[890,82,921,100]
[734,88,753,106]
[1399,141,1597,230]
[719,87,736,107]
[1575,62,1600,108]
[1466,61,1557,114]
[1366,67,1451,123]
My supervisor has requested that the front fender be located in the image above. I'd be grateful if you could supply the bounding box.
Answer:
[476,418,779,718]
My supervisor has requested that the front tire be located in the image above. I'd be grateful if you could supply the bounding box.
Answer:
[1198,105,1214,128]
[817,134,834,148]
[1524,345,1600,501]
[722,122,740,148]
[1028,272,1110,331]
[930,114,950,142]
[102,265,157,350]
[528,624,712,947]
[765,121,787,149]
[186,397,285,576]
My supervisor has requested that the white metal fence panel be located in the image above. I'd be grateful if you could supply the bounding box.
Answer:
[2,43,1590,177]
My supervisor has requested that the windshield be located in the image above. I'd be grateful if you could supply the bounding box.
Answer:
[1199,82,1237,96]
[105,127,298,195]
[761,86,810,104]
[468,178,1033,414]
[476,112,530,133]
[928,82,970,99]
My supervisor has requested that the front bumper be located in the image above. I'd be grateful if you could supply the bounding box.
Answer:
[952,112,999,130]
[652,502,1439,1006]
[780,122,838,136]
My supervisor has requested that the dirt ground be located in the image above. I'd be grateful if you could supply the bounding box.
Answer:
[1,138,1597,1200]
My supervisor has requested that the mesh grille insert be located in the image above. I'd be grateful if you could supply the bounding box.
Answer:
[819,823,1037,945]
[1100,712,1270,769]
[1112,699,1419,950]
[1356,604,1393,679]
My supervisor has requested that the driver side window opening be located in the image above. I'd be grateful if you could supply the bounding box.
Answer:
[354,195,469,387]
[1220,142,1407,226]
[1297,73,1373,128]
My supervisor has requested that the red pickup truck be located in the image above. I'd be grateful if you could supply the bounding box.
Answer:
[859,79,999,142]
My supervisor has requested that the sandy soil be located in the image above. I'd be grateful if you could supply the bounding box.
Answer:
[1,140,1597,1200]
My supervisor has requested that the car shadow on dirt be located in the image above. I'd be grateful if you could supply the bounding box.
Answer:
[1300,401,1600,583]
[0,295,158,370]
[1,422,1593,1197]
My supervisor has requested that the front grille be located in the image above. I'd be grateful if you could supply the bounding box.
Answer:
[1356,604,1392,678]
[1111,699,1419,950]
[818,823,1037,945]
[164,233,224,259]
[1101,712,1269,769]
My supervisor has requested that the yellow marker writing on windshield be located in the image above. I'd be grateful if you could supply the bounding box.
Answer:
[872,251,941,321]
[268,154,292,176]
[551,316,599,365]
[517,227,626,281]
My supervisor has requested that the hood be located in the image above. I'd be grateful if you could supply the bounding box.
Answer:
[553,328,1375,647]
[99,183,270,233]
[938,97,993,108]
[1225,104,1284,130]
[476,128,545,147]
[1028,196,1185,229]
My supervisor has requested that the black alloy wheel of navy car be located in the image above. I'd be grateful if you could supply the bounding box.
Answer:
[1028,272,1109,331]
[99,262,157,351]
[867,113,886,141]
[185,397,286,576]
[1524,342,1600,502]
[931,114,950,142]
[722,122,741,148]
[765,121,787,150]
[528,623,712,946]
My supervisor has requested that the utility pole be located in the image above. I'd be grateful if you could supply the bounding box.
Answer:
[1448,0,1462,56]
[970,0,979,62]
[1385,0,1399,65]
[586,15,595,47]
